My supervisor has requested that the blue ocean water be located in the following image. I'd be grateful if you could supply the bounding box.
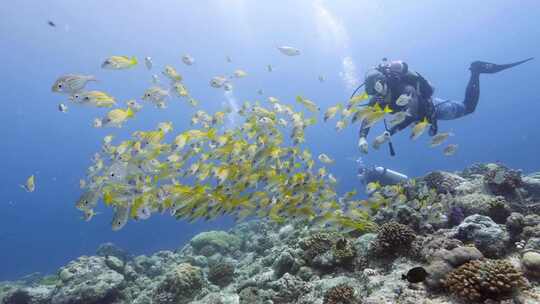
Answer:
[0,0,538,280]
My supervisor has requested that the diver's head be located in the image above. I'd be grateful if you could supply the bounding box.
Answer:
[365,59,409,96]
[364,68,386,96]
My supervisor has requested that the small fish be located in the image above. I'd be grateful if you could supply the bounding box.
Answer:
[318,153,334,164]
[103,135,114,144]
[158,121,173,133]
[223,82,233,91]
[58,103,68,113]
[296,96,319,112]
[82,209,99,222]
[47,20,56,27]
[410,117,430,140]
[182,54,195,65]
[348,92,369,108]
[101,56,138,69]
[162,66,182,82]
[372,131,391,150]
[277,46,301,56]
[361,103,393,128]
[395,93,412,106]
[75,190,99,211]
[257,89,264,95]
[210,76,227,88]
[318,75,325,82]
[267,65,273,72]
[52,74,97,94]
[430,132,453,147]
[388,111,410,128]
[152,74,159,84]
[443,144,458,156]
[136,205,152,220]
[226,56,232,63]
[100,107,135,127]
[173,82,189,97]
[111,205,129,231]
[93,118,103,128]
[21,175,35,192]
[234,69,248,78]
[142,86,169,104]
[324,104,342,122]
[365,181,381,194]
[144,57,153,70]
[402,266,428,283]
[335,119,347,131]
[70,91,116,107]
[126,99,143,112]
[268,96,280,104]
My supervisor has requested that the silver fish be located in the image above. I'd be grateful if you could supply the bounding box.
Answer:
[51,74,96,94]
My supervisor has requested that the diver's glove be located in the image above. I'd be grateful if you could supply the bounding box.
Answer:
[358,137,369,154]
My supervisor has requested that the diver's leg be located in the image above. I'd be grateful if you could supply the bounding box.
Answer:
[433,98,467,120]
[465,57,534,114]
[463,71,480,114]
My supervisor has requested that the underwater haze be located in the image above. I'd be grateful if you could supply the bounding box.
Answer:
[1,0,539,281]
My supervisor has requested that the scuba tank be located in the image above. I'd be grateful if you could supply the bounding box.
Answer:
[373,166,409,185]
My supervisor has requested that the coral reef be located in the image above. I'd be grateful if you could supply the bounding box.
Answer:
[484,164,523,196]
[453,214,510,258]
[323,283,358,304]
[2,163,540,304]
[152,263,204,304]
[190,230,242,256]
[445,259,526,302]
[422,171,465,194]
[370,221,416,256]
[207,261,235,287]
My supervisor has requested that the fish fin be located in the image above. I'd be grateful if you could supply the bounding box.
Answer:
[131,56,138,65]
[126,107,135,118]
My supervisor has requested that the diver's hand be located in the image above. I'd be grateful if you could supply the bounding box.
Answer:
[358,137,369,154]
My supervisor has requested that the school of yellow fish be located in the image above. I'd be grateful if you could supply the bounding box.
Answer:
[323,92,458,155]
[44,51,458,232]
[46,53,385,232]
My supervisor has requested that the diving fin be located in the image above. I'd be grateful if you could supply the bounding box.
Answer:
[470,57,534,74]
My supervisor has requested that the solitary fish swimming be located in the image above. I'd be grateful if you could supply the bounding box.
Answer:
[402,266,428,283]
[277,46,301,56]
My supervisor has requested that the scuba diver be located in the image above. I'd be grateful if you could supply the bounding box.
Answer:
[356,158,408,186]
[356,57,534,154]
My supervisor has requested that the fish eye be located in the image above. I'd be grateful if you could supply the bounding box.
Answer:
[57,84,62,88]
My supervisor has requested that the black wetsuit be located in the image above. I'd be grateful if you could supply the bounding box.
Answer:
[358,58,534,139]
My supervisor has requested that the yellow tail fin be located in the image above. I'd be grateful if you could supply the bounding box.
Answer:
[126,107,135,118]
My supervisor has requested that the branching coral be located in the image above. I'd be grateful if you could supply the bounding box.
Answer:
[445,259,527,303]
